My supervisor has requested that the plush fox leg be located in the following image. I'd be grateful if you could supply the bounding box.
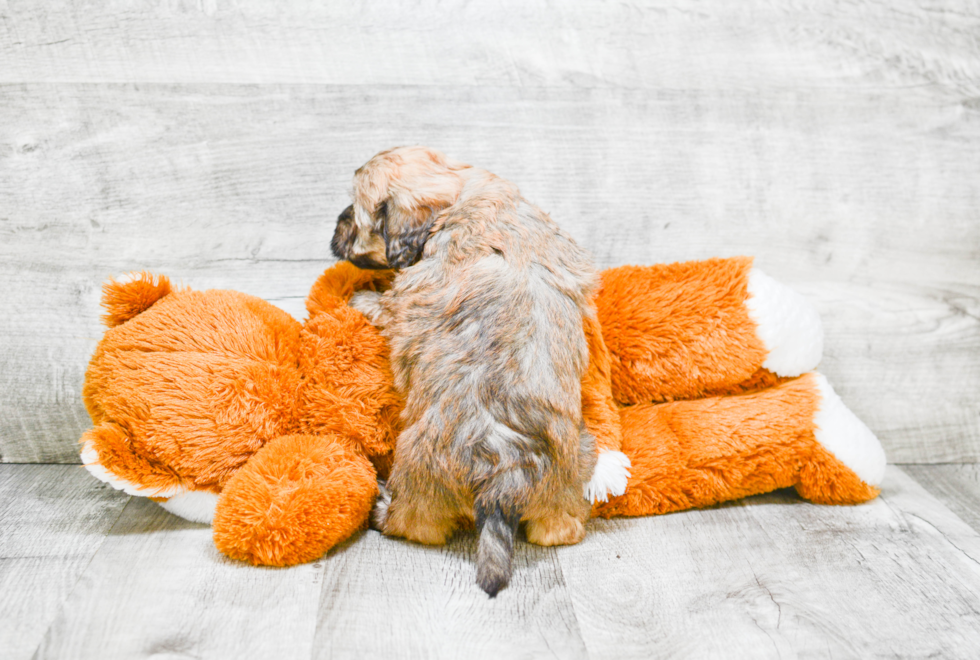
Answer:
[582,257,823,502]
[212,434,377,567]
[80,421,185,499]
[592,373,886,518]
[581,313,632,503]
[797,374,887,504]
[595,257,823,405]
[80,422,221,524]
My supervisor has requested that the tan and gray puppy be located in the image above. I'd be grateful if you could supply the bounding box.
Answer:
[331,147,598,596]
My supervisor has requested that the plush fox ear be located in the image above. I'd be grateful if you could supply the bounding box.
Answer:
[101,272,172,327]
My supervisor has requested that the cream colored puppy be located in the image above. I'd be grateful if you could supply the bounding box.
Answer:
[331,147,597,596]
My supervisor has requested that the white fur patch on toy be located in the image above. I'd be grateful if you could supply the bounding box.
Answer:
[812,373,887,486]
[746,268,823,377]
[158,489,220,524]
[80,440,183,499]
[584,450,632,503]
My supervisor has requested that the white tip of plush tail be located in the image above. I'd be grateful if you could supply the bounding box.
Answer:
[746,268,824,377]
[585,450,632,503]
[812,373,887,487]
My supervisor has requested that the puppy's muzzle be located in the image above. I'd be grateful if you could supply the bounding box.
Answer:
[330,204,388,269]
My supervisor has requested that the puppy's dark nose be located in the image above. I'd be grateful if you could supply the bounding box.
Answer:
[331,204,355,259]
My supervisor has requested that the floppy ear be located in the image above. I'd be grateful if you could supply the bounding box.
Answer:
[382,202,438,269]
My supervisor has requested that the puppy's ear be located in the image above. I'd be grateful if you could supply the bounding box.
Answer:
[381,202,437,269]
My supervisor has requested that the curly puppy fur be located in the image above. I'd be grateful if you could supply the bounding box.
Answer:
[331,147,598,596]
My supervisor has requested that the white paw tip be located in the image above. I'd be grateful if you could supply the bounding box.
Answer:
[157,489,220,525]
[80,441,182,499]
[746,268,824,377]
[812,373,887,487]
[585,450,632,503]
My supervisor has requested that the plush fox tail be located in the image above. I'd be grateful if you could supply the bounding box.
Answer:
[475,499,521,597]
[101,272,172,327]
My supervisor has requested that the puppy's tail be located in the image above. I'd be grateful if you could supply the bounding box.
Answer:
[475,498,521,597]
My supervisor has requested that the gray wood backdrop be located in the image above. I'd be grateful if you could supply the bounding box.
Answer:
[1,0,978,464]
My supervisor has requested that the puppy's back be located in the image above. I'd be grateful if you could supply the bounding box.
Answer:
[389,186,598,594]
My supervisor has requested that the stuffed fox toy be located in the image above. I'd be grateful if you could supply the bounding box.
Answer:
[80,257,886,567]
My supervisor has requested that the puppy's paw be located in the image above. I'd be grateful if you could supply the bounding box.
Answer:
[584,450,631,503]
[370,480,391,531]
[526,513,586,546]
[350,290,387,326]
[380,497,455,545]
[403,522,453,546]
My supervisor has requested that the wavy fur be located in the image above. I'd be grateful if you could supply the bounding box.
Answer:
[335,147,597,595]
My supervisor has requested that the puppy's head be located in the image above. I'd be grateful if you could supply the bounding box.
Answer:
[331,146,469,269]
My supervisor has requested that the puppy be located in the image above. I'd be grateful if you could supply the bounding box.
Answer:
[331,147,598,596]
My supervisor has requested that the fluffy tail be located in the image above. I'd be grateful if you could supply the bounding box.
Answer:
[101,272,172,327]
[475,499,521,597]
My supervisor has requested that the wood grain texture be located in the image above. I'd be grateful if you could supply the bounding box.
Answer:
[33,497,325,660]
[7,465,980,658]
[904,464,980,535]
[801,282,980,463]
[0,464,130,660]
[557,466,980,659]
[2,77,978,463]
[315,530,586,660]
[1,0,978,93]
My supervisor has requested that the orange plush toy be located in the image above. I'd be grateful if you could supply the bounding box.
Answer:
[80,257,886,567]
[82,265,401,566]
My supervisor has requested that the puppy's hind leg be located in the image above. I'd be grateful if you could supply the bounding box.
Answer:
[381,422,460,544]
[525,510,586,546]
[526,427,594,547]
[382,492,458,545]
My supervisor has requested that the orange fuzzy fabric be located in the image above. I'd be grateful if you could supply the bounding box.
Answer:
[82,264,400,566]
[593,374,879,518]
[213,433,377,566]
[82,257,879,569]
[298,306,401,457]
[306,262,395,316]
[596,257,771,404]
[581,312,623,454]
[796,444,880,505]
[83,288,304,492]
[100,272,173,328]
[300,262,401,479]
[81,421,184,495]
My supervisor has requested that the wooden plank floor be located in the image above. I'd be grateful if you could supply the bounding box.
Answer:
[4,463,980,659]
